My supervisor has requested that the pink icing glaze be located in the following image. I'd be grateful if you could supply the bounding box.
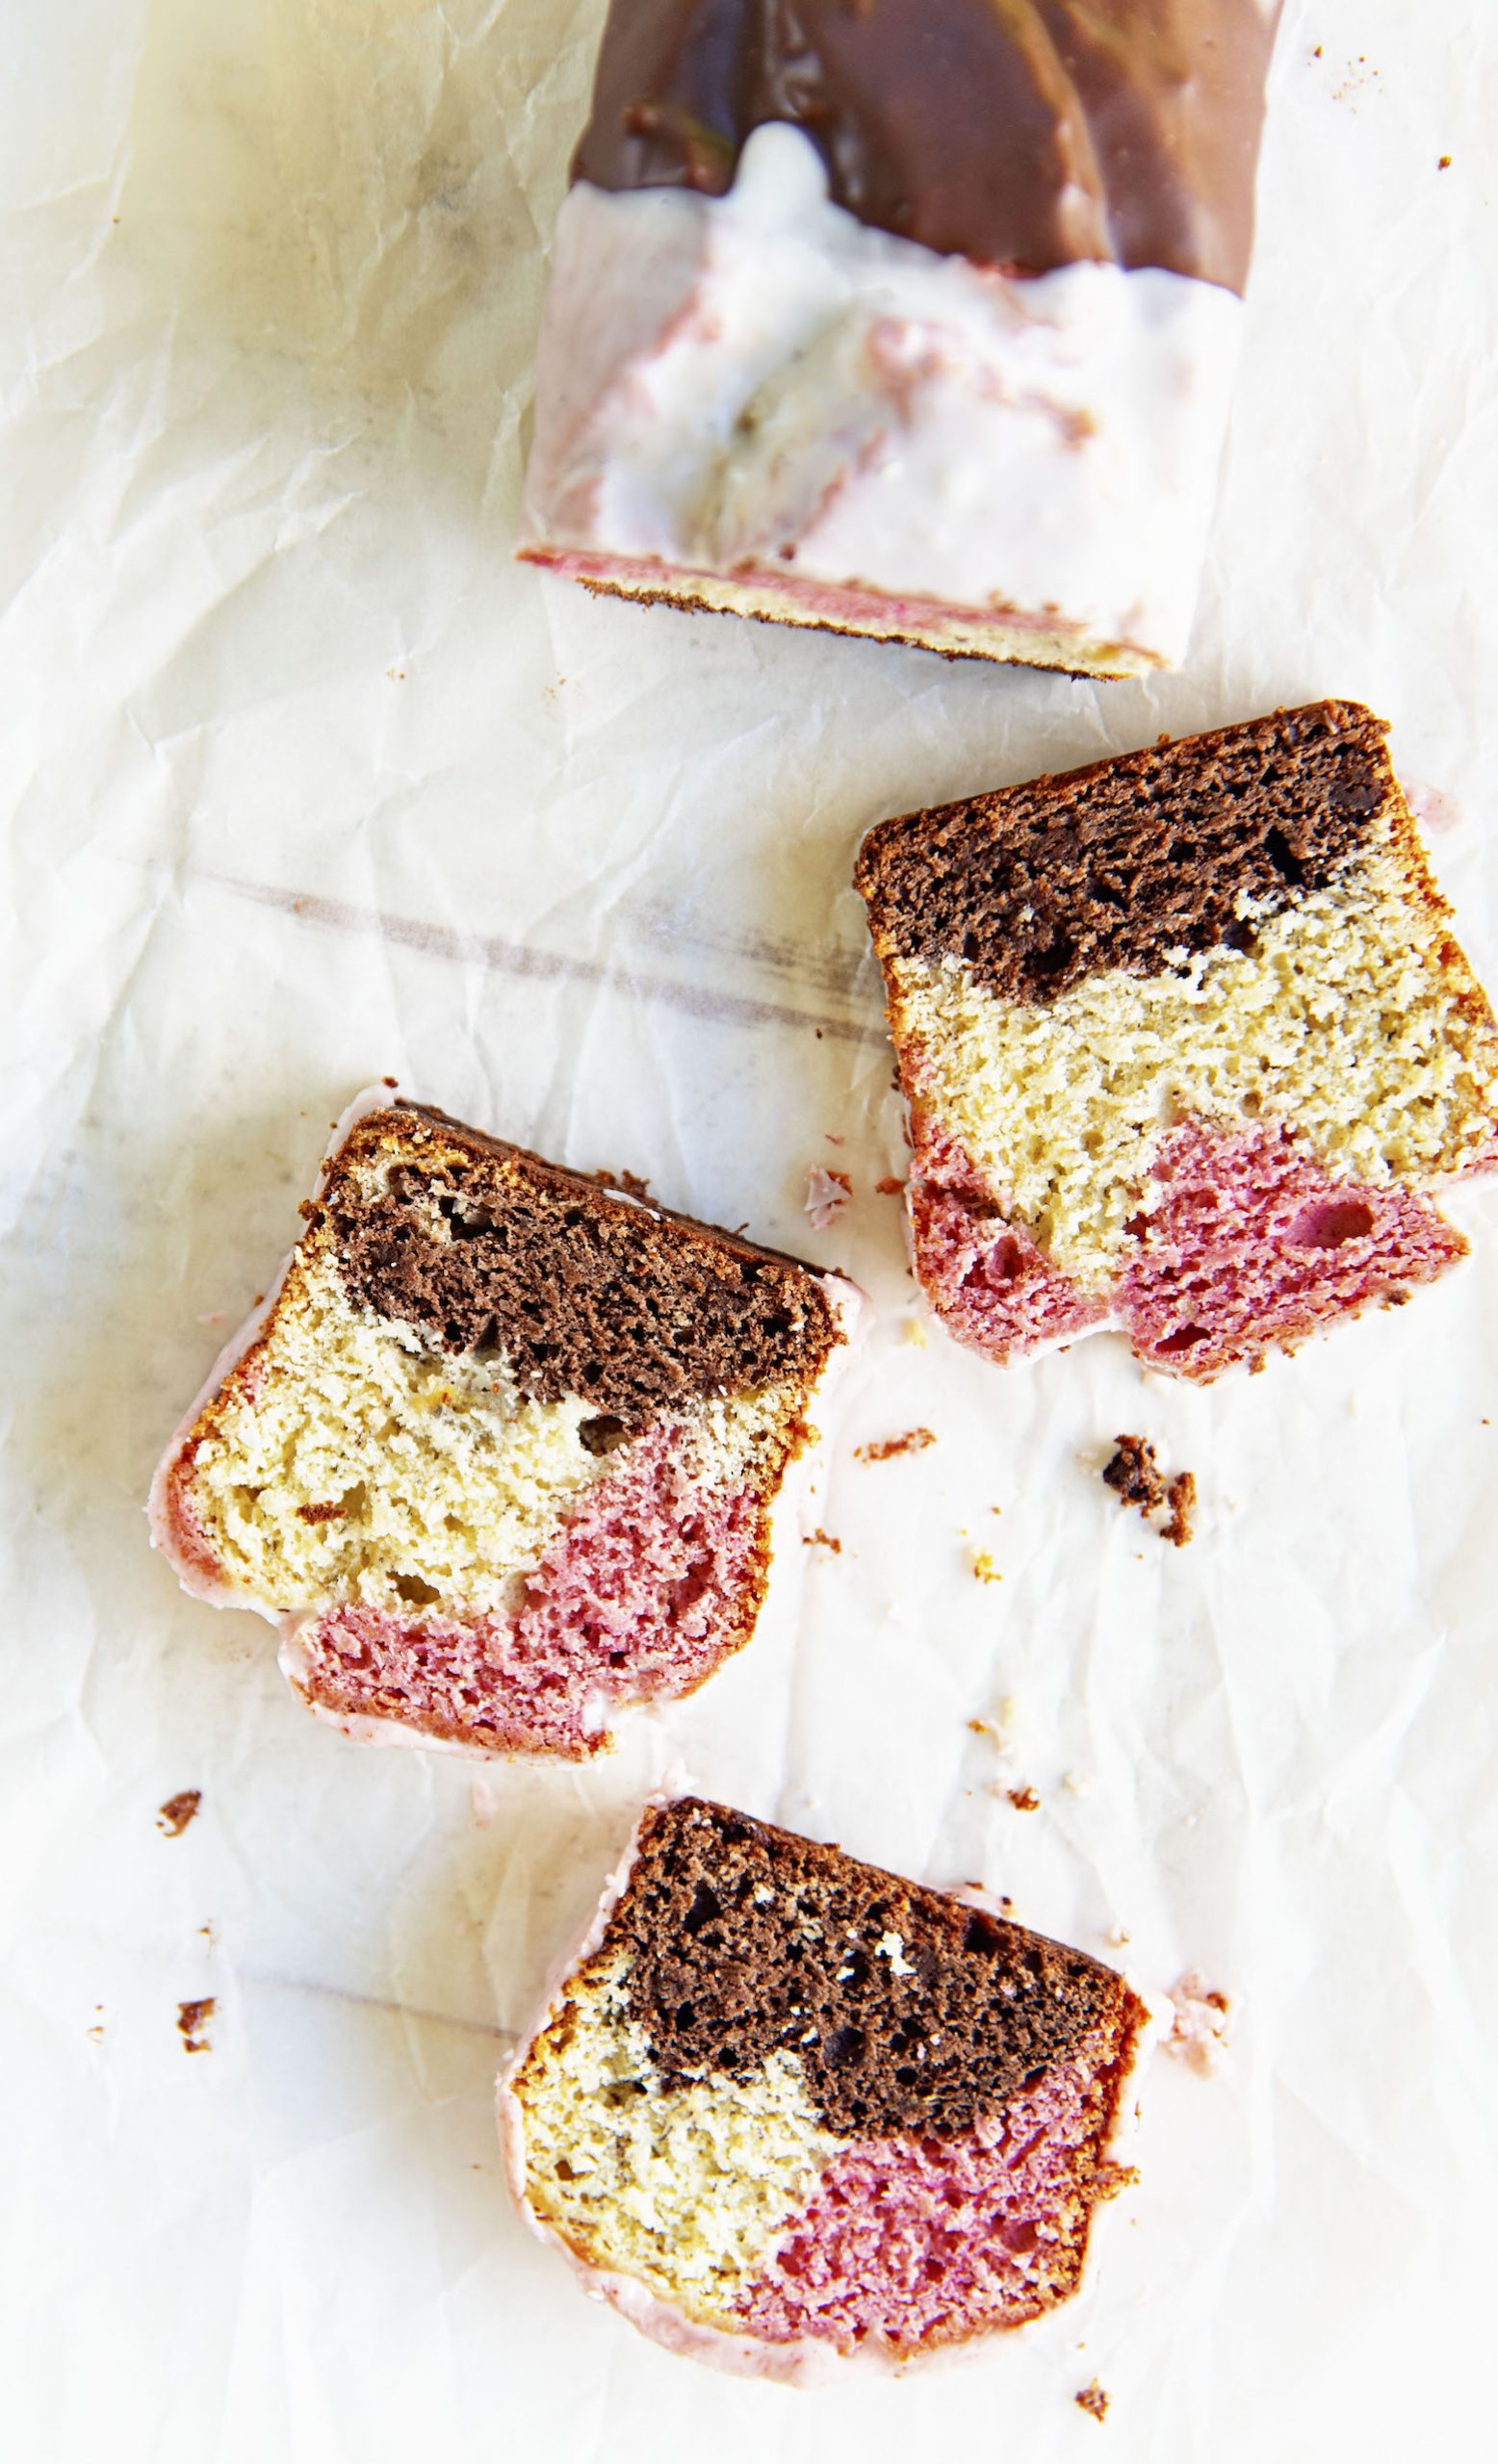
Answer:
[907,1122,1106,1360]
[285,1423,769,1758]
[1117,1116,1470,1378]
[736,2050,1128,2357]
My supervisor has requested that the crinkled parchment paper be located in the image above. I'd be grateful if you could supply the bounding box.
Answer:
[4,3,1497,2458]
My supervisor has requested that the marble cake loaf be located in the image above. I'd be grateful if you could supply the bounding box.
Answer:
[150,1099,859,1758]
[518,0,1282,678]
[501,1796,1150,2380]
[856,702,1498,1379]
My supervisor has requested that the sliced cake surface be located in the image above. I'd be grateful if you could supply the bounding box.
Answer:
[502,1796,1149,2380]
[856,701,1498,1379]
[518,1,1281,678]
[150,1097,859,1758]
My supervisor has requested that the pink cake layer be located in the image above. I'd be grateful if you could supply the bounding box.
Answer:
[1118,1116,1469,1374]
[907,1121,1106,1364]
[908,1115,1470,1377]
[278,1422,767,1758]
[736,2048,1126,2357]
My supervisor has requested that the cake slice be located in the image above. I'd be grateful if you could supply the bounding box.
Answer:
[856,702,1498,1379]
[501,1796,1151,2381]
[150,1098,859,1758]
[517,1,1281,678]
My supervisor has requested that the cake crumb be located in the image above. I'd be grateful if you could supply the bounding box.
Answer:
[901,1316,927,1348]
[381,1074,399,1088]
[1102,1436,1197,1545]
[805,1166,852,1229]
[156,1789,202,1838]
[596,1166,651,1200]
[177,1998,217,2056]
[86,2007,105,2044]
[969,1697,1022,1756]
[1165,1971,1231,2075]
[1006,1785,1041,1813]
[1162,1472,1197,1548]
[1438,153,1452,168]
[875,1174,905,1195]
[856,1426,935,1463]
[971,1550,1002,1583]
[1075,2381,1110,2423]
[803,1527,842,1553]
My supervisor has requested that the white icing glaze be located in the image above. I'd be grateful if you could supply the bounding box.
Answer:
[520,123,1244,666]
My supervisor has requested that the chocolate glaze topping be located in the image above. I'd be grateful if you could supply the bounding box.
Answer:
[575,0,1280,293]
[856,701,1393,1008]
[610,1797,1139,2139]
[323,1106,840,1431]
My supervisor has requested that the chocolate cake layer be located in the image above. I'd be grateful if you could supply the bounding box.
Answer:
[575,0,1279,292]
[856,701,1391,1007]
[326,1107,840,1433]
[608,1798,1126,2138]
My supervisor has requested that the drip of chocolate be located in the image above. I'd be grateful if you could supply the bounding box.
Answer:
[608,1797,1138,2138]
[856,701,1392,1007]
[324,1108,840,1431]
[574,0,1281,293]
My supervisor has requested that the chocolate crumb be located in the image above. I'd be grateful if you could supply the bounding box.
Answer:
[803,1527,842,1553]
[855,1427,936,1463]
[1076,2381,1110,2423]
[1102,1434,1165,1513]
[177,1998,216,2055]
[1162,1472,1197,1548]
[1007,1786,1041,1813]
[382,1074,399,1088]
[296,1500,348,1525]
[1102,1437,1196,1545]
[593,1166,652,1200]
[875,1175,905,1196]
[157,1789,202,1838]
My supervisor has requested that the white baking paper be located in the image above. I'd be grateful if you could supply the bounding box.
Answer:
[4,3,1498,2457]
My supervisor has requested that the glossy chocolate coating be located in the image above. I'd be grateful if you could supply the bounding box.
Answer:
[574,0,1279,294]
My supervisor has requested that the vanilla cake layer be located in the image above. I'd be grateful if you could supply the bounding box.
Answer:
[856,704,1498,1378]
[517,4,1280,675]
[150,1101,859,1757]
[502,1798,1150,2380]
